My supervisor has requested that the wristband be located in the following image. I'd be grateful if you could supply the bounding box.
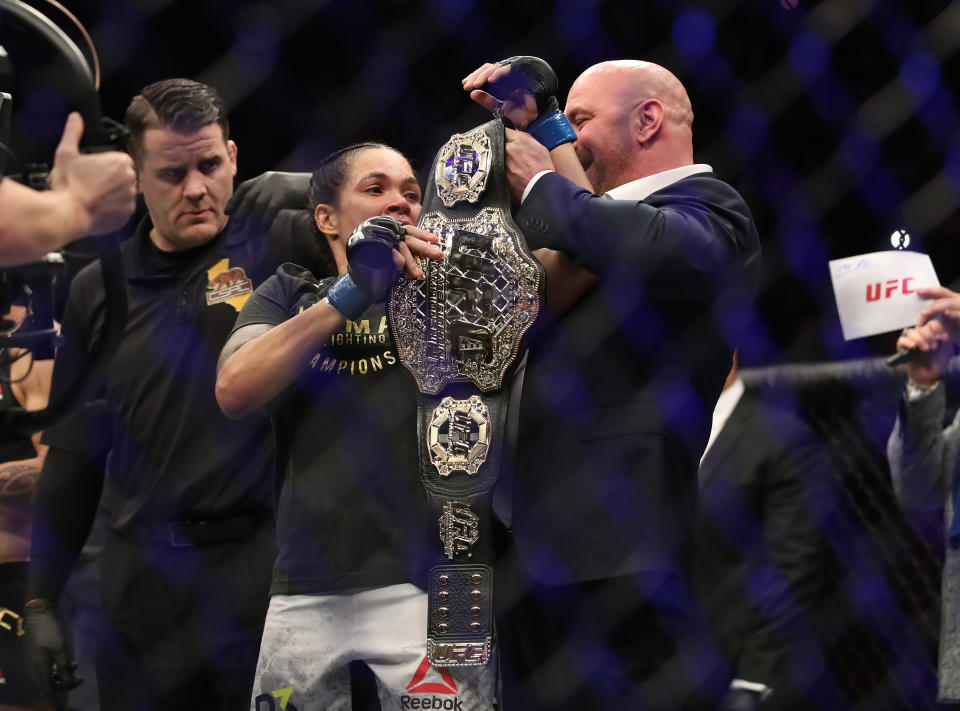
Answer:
[906,379,941,401]
[326,273,371,321]
[528,110,577,150]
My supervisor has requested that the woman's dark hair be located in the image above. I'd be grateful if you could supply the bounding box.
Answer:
[306,142,408,277]
[307,142,405,217]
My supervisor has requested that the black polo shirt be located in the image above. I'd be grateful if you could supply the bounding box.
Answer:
[43,210,327,530]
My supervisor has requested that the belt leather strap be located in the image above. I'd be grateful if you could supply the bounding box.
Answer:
[390,119,543,666]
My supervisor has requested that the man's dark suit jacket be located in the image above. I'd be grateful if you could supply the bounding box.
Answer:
[508,170,761,602]
[694,391,831,707]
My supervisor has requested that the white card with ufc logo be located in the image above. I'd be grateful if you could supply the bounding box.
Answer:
[829,250,940,340]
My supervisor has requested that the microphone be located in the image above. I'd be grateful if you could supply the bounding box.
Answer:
[886,347,926,367]
[886,316,949,367]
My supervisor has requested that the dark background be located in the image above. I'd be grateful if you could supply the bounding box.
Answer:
[3,0,959,367]
[2,3,958,708]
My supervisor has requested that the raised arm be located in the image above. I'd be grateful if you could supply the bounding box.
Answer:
[461,58,594,194]
[888,287,960,513]
[216,297,344,419]
[218,218,441,418]
[889,382,958,514]
[518,169,757,278]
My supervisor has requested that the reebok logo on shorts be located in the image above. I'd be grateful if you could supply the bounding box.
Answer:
[401,655,463,709]
[400,697,464,710]
[406,655,458,694]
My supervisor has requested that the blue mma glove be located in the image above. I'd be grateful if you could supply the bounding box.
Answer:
[326,216,405,320]
[487,56,577,149]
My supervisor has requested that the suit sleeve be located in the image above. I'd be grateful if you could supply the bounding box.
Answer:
[516,171,756,281]
[888,383,958,516]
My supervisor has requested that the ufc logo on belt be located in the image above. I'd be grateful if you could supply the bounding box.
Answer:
[431,641,488,665]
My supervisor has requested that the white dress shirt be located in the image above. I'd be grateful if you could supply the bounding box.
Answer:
[520,163,714,203]
[700,376,745,466]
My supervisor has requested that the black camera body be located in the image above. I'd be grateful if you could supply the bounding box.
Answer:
[0,0,129,433]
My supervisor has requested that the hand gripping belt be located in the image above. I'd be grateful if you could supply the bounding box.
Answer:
[389,119,544,666]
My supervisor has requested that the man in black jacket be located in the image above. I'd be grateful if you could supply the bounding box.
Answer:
[465,59,762,710]
[24,78,324,711]
[695,356,832,710]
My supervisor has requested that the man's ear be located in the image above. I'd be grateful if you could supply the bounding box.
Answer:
[227,140,238,177]
[633,99,664,146]
[314,203,339,238]
[131,152,142,194]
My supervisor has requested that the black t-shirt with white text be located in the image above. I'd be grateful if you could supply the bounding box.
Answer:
[233,264,428,595]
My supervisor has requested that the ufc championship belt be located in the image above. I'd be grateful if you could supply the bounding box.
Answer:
[389,119,543,666]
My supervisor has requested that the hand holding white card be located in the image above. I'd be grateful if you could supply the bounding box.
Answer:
[828,251,940,340]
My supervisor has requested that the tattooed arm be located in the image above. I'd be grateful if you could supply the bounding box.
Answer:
[1,354,53,508]
[0,460,43,508]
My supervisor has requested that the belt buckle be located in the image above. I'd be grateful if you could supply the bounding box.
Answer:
[168,522,193,548]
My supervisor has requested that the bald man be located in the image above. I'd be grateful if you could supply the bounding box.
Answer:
[464,60,761,710]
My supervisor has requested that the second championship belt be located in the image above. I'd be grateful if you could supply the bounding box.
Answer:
[389,119,543,666]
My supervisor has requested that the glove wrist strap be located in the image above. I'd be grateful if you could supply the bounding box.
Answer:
[528,110,577,150]
[326,273,371,321]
